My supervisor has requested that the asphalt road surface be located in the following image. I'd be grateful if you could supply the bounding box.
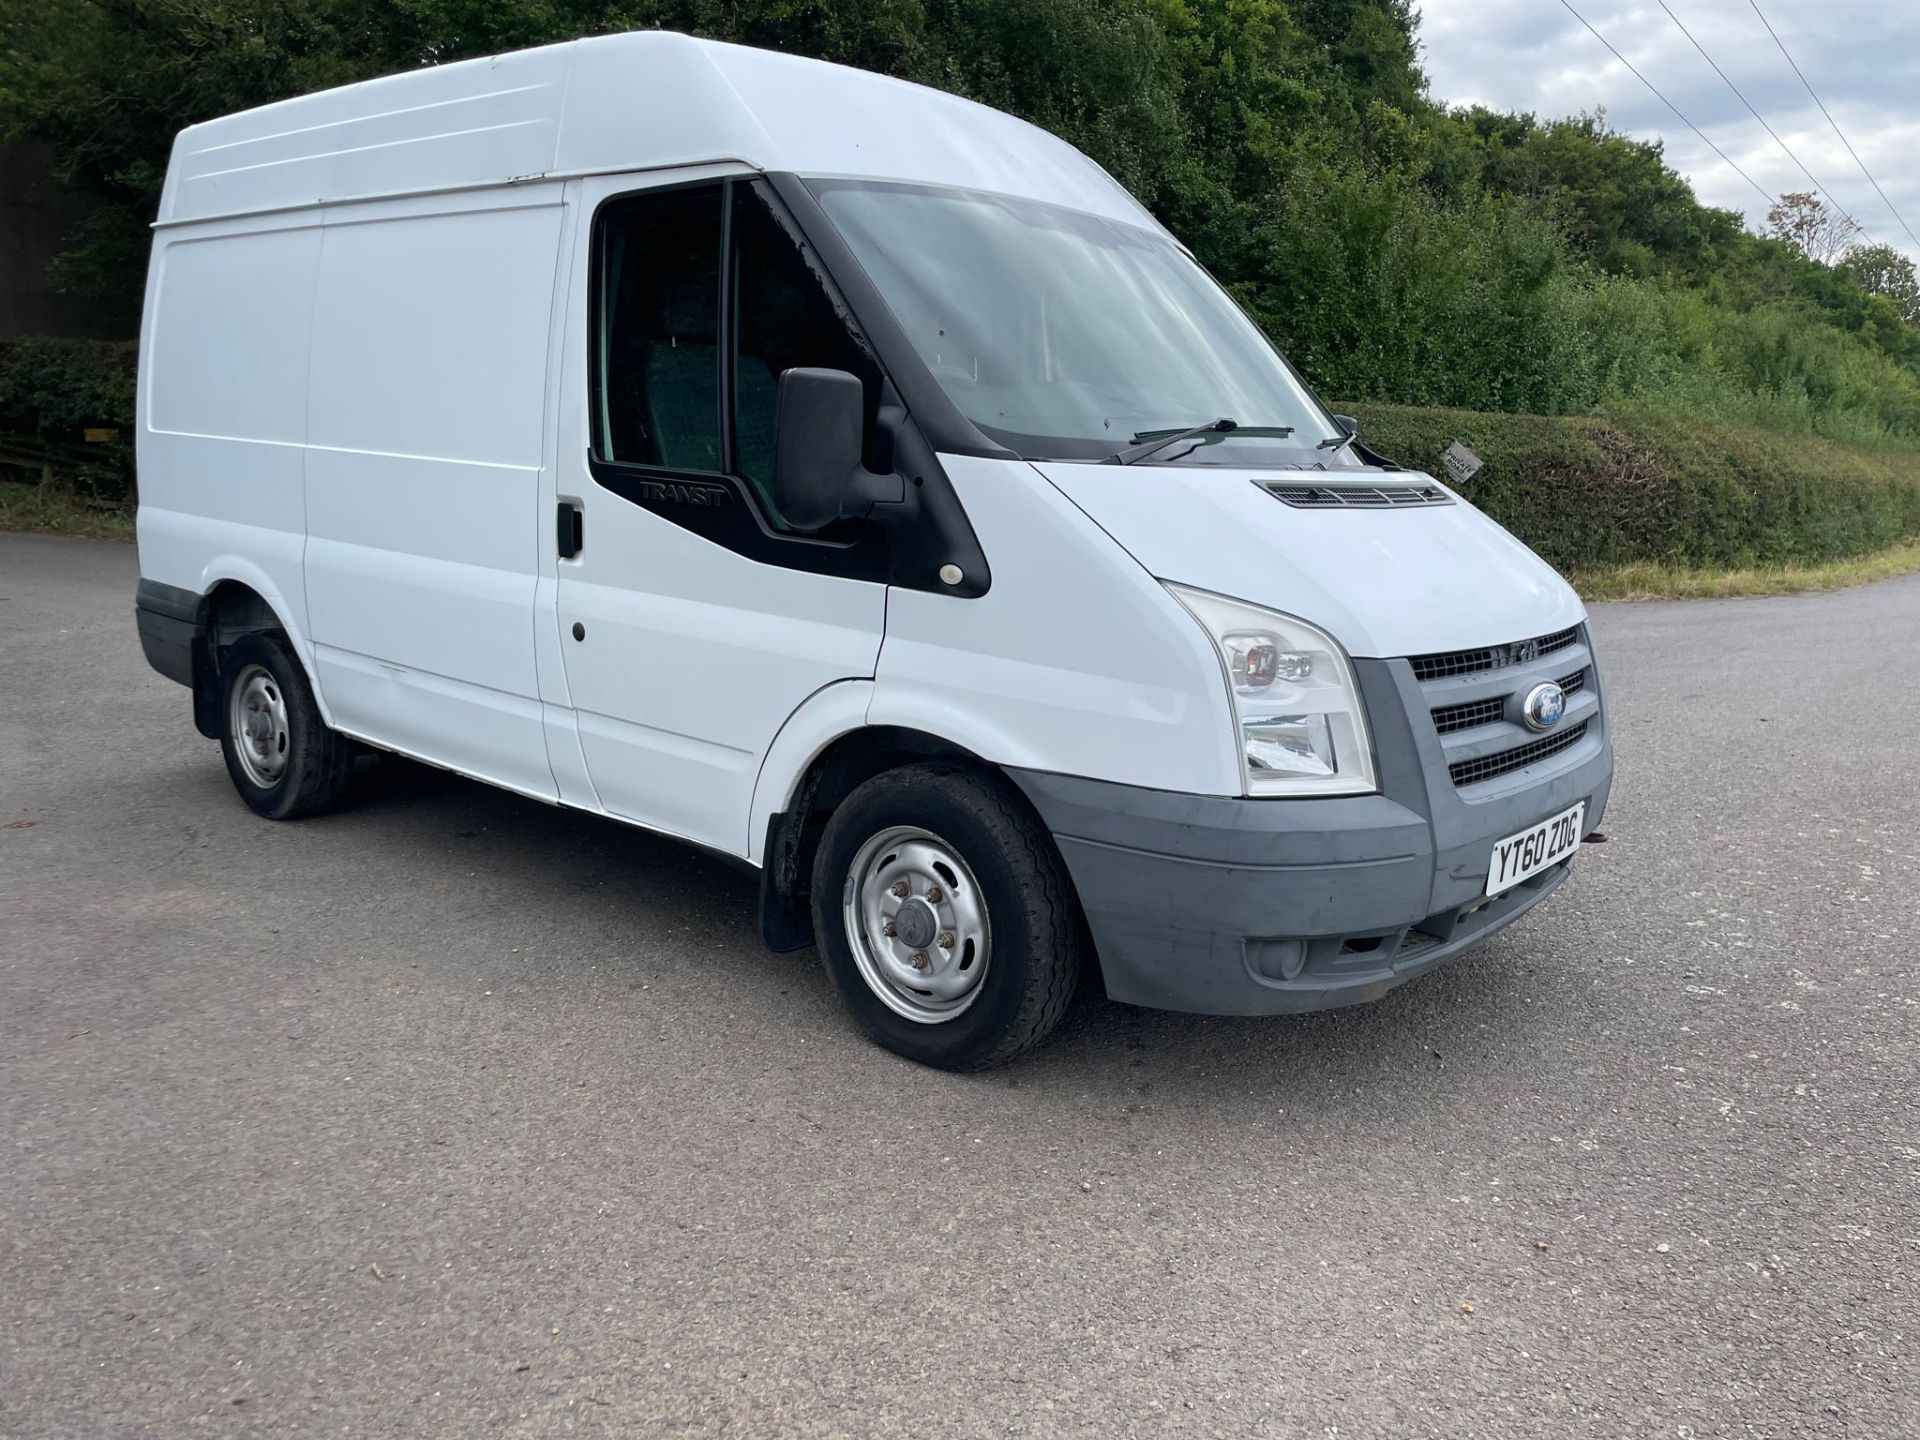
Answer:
[3,530,1916,1439]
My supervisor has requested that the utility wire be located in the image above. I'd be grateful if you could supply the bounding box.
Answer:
[1653,0,1873,245]
[1555,0,1774,210]
[1746,0,1920,251]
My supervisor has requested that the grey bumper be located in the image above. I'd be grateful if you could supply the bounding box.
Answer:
[1009,655,1613,1016]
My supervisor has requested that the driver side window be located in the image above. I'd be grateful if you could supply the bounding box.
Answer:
[591,179,881,537]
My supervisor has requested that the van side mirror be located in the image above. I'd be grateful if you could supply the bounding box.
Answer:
[773,367,865,531]
[1333,414,1358,437]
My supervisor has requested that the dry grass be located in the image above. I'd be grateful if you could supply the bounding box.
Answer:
[0,479,134,542]
[1572,540,1920,601]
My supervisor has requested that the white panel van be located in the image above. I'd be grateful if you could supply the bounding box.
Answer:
[134,33,1613,1069]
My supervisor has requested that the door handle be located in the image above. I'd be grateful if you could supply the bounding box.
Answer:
[557,500,583,559]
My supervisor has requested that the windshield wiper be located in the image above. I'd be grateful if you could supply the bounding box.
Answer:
[1318,415,1361,453]
[1105,417,1293,466]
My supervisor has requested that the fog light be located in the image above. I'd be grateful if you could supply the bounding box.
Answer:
[1246,938,1307,982]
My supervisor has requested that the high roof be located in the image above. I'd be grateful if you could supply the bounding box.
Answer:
[157,31,1159,231]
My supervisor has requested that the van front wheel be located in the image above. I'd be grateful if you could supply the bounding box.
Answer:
[217,633,355,820]
[811,764,1085,1070]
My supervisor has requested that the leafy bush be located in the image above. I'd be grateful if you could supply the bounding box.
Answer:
[1238,157,1920,445]
[1349,401,1920,571]
[0,338,138,500]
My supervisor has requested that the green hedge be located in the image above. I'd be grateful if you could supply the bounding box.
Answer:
[1347,401,1920,571]
[0,338,139,500]
[5,336,1919,573]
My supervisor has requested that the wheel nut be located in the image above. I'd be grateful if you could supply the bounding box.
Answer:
[890,881,910,899]
[937,931,955,949]
[882,919,896,937]
[926,884,944,903]
[910,951,929,970]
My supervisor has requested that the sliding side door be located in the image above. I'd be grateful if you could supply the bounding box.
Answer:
[303,187,565,799]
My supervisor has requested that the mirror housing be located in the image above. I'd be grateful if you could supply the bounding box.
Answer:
[1333,413,1359,437]
[772,367,867,531]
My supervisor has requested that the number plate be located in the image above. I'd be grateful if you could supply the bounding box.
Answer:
[1486,801,1584,897]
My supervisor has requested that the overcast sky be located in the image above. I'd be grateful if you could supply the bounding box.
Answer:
[1415,0,1920,266]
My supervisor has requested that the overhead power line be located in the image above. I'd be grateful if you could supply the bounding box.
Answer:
[1555,0,1774,211]
[1745,0,1920,252]
[1653,0,1874,246]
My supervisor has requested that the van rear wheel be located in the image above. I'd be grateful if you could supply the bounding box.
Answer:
[811,763,1085,1070]
[217,633,355,820]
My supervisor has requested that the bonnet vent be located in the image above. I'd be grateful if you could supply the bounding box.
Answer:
[1260,481,1453,509]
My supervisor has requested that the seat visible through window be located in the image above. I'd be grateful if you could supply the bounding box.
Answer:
[598,186,722,471]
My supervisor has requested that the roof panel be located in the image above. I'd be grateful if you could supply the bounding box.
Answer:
[161,46,570,223]
[158,32,1158,233]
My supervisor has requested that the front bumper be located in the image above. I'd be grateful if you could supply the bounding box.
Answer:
[1009,656,1613,1015]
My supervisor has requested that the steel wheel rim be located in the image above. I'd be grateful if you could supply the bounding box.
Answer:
[229,664,290,788]
[843,825,992,1024]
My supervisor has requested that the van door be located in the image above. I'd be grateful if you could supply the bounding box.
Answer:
[550,174,888,857]
[303,188,565,799]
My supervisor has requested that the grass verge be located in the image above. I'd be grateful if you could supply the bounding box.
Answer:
[1572,539,1920,601]
[0,478,134,542]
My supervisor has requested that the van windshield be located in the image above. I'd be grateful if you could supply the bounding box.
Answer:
[809,179,1346,464]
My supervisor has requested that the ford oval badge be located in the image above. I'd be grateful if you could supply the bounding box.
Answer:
[1522,681,1566,732]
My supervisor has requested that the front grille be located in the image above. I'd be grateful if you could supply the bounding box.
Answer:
[1409,626,1579,683]
[1430,666,1588,735]
[1431,696,1505,734]
[1448,721,1590,788]
[1412,622,1598,791]
[1262,482,1452,508]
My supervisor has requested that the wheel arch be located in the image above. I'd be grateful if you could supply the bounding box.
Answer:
[187,572,332,737]
[754,709,1040,954]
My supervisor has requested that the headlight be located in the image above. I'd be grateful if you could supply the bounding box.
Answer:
[1165,583,1377,797]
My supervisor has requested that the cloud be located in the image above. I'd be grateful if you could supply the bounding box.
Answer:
[1417,0,1920,262]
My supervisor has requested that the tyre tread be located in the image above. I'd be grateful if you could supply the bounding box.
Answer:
[815,762,1086,1070]
[219,633,355,820]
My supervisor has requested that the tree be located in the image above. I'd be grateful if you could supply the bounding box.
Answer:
[1766,190,1860,265]
[4,0,1920,440]
[0,0,1178,327]
[1469,111,1717,278]
[1842,242,1920,326]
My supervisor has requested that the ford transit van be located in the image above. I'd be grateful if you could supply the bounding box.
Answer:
[133,33,1613,1069]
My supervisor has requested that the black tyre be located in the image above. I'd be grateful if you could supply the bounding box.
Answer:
[217,632,355,820]
[811,763,1086,1070]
